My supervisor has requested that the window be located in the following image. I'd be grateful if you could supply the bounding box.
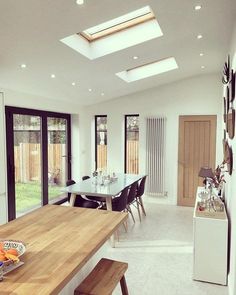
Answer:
[125,115,139,174]
[79,6,155,42]
[95,115,107,171]
[5,107,71,220]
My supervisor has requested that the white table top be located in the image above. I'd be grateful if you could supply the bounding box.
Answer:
[63,173,145,198]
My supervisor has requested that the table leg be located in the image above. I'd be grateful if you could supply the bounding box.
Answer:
[106,198,115,248]
[70,193,76,207]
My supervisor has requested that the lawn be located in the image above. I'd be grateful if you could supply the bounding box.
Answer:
[15,182,63,213]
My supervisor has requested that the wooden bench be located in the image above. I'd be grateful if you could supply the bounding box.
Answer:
[74,258,129,295]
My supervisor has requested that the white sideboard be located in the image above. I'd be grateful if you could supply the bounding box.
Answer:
[193,187,228,285]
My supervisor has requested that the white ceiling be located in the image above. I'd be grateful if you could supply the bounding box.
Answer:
[0,0,235,106]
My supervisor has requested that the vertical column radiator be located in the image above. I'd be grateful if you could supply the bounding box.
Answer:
[146,117,167,196]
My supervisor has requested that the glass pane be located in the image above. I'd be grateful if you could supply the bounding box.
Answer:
[126,115,139,174]
[13,114,41,217]
[47,117,68,202]
[96,116,107,170]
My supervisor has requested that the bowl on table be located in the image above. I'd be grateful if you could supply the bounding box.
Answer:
[0,239,26,266]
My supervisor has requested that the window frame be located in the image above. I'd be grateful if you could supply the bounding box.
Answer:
[95,115,107,171]
[5,106,71,221]
[124,114,139,174]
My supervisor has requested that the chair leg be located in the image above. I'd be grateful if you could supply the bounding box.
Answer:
[128,205,135,223]
[136,199,142,222]
[139,196,146,216]
[115,228,119,242]
[120,275,129,295]
[123,221,128,232]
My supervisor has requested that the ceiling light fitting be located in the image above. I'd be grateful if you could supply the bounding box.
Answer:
[200,53,204,56]
[194,5,202,10]
[51,74,56,78]
[20,64,26,68]
[76,0,84,5]
[197,34,203,39]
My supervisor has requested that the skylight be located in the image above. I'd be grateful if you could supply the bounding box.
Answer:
[60,6,163,60]
[79,6,155,42]
[116,57,178,82]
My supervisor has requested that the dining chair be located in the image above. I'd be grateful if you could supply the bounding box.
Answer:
[135,176,147,218]
[66,180,100,209]
[100,186,130,237]
[82,175,106,204]
[126,181,139,223]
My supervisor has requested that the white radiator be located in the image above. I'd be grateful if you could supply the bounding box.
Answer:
[146,117,167,196]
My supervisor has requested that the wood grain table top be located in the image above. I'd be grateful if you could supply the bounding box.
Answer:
[0,205,128,295]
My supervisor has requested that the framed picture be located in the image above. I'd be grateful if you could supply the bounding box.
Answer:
[225,141,233,175]
[223,97,227,123]
[226,86,230,113]
[230,70,235,102]
[227,107,235,139]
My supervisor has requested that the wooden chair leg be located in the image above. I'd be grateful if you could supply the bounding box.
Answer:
[139,196,146,216]
[120,275,129,295]
[123,221,128,232]
[115,228,119,242]
[129,205,135,223]
[136,199,142,222]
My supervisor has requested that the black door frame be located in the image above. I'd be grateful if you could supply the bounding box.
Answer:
[5,106,71,221]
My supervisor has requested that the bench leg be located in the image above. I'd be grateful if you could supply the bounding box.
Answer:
[120,275,129,295]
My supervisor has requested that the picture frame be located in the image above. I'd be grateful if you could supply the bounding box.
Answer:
[230,70,235,102]
[227,107,235,139]
[223,97,227,123]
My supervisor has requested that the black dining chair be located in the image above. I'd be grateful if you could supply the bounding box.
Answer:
[126,181,139,223]
[101,186,130,239]
[66,180,100,209]
[135,176,147,219]
[82,175,106,204]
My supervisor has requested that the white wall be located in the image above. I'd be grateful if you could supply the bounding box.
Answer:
[81,73,222,205]
[224,22,236,295]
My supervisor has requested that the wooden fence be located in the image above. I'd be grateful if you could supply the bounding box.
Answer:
[96,140,139,174]
[14,143,65,184]
[14,141,139,183]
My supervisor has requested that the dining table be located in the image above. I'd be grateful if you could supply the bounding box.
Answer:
[64,173,144,210]
[0,204,128,295]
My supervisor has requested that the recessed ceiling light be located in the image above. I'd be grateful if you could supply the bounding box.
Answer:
[101,92,105,96]
[76,0,84,5]
[20,64,27,68]
[201,65,205,69]
[88,88,92,92]
[133,56,138,60]
[194,5,202,10]
[72,82,76,86]
[197,34,203,39]
[200,53,204,56]
[51,74,56,78]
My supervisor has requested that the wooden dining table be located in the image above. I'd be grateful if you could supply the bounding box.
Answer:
[0,205,128,295]
[64,173,144,210]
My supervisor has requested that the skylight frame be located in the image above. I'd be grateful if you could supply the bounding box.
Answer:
[116,57,178,83]
[79,7,155,42]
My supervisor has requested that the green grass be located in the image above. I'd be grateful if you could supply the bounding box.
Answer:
[15,182,62,213]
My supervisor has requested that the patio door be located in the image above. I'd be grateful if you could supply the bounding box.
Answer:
[5,107,71,220]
